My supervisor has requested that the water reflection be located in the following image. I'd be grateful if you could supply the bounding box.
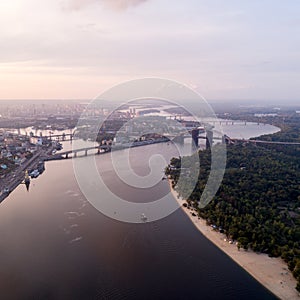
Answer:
[0,140,276,299]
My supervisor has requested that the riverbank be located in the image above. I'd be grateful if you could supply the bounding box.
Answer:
[0,146,54,203]
[169,181,299,300]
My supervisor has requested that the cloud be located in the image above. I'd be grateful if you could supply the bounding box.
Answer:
[65,0,148,11]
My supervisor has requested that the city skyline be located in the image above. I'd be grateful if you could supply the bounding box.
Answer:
[0,0,300,102]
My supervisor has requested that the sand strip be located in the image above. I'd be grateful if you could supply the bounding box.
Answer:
[169,181,299,300]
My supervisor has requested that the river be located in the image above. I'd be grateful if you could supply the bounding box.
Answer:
[0,123,279,299]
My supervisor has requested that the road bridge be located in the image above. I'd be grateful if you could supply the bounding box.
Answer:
[33,133,75,142]
[48,145,111,160]
[224,135,300,146]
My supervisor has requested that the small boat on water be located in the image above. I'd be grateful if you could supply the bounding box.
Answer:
[30,169,39,178]
[141,213,148,222]
[37,161,45,174]
[24,170,30,183]
[3,187,10,194]
[24,170,30,191]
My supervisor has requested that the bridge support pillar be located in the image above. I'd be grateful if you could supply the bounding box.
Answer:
[222,135,230,145]
[85,150,88,156]
[74,152,77,158]
[66,153,68,159]
[222,135,226,144]
[206,130,213,149]
[191,129,199,147]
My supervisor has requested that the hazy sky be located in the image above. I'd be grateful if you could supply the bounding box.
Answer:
[0,0,299,102]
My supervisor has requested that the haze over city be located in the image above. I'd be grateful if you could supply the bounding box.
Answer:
[1,0,299,103]
[1,1,300,300]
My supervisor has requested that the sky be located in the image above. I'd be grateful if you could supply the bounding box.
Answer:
[0,0,299,102]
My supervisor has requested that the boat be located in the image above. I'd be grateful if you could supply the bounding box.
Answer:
[141,213,148,222]
[24,170,30,191]
[24,170,30,183]
[37,161,45,174]
[30,169,39,178]
[3,187,10,194]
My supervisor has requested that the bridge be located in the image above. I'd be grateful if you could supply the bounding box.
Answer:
[50,145,111,159]
[237,139,300,146]
[48,133,74,141]
[208,120,261,126]
[163,127,214,148]
[33,133,75,142]
[165,116,258,126]
[45,134,299,161]
[224,135,300,146]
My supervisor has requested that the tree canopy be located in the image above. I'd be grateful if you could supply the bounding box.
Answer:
[166,115,300,291]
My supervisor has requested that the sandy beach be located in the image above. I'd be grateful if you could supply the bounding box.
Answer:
[169,181,299,300]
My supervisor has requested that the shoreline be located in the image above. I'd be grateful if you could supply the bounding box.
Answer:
[169,180,299,300]
[0,147,53,203]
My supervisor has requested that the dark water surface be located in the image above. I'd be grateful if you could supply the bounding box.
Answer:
[0,142,276,300]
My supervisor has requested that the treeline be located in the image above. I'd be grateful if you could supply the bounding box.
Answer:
[166,117,300,291]
[255,114,300,157]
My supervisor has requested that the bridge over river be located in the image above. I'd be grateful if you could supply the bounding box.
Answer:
[225,136,300,146]
[46,144,111,160]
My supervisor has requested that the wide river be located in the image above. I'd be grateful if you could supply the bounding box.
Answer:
[0,123,279,299]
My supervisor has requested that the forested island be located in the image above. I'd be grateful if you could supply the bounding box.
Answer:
[166,114,300,291]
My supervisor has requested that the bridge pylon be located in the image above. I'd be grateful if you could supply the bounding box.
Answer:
[206,130,213,149]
